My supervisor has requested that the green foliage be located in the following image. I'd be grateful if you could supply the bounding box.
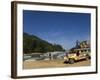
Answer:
[23,32,65,54]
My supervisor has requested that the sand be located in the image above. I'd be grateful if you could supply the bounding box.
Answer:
[23,59,91,69]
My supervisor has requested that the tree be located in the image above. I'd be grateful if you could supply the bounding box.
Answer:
[23,32,65,54]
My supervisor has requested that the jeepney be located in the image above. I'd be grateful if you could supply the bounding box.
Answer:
[64,48,90,64]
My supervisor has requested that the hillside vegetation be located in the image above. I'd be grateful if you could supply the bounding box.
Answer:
[23,32,65,54]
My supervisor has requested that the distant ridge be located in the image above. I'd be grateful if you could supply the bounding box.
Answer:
[23,32,65,54]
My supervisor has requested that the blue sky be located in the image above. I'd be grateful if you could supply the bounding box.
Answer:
[23,10,90,50]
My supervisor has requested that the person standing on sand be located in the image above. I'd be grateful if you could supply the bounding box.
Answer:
[49,53,52,60]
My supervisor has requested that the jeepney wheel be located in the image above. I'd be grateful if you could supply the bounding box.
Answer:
[86,55,90,60]
[69,58,75,64]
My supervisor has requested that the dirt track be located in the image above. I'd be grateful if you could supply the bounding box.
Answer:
[23,59,91,69]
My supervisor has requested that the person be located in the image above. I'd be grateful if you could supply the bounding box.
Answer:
[65,52,68,56]
[49,53,52,60]
[76,51,79,56]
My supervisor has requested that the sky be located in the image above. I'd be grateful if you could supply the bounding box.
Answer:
[23,10,90,50]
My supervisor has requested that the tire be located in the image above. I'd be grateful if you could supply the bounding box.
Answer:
[69,58,75,64]
[64,60,68,63]
[85,55,90,60]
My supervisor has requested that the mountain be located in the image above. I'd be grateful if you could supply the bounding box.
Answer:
[23,32,65,54]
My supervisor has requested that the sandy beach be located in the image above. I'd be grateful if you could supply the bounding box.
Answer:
[23,59,91,69]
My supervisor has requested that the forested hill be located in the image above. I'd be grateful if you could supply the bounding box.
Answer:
[23,32,65,54]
